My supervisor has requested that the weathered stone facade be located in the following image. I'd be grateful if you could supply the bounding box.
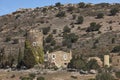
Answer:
[0,37,25,68]
[45,50,72,68]
[27,29,43,47]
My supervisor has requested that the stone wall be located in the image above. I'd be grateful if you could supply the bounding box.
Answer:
[46,50,72,68]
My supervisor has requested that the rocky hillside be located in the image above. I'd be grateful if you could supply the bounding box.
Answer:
[0,2,120,68]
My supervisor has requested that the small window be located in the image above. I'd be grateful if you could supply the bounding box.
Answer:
[32,42,37,46]
[64,63,67,65]
[32,42,39,46]
[63,54,67,60]
[52,54,56,59]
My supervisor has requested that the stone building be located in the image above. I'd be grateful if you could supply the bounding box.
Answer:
[111,53,120,69]
[0,37,25,68]
[27,29,43,47]
[45,50,72,68]
[88,57,103,67]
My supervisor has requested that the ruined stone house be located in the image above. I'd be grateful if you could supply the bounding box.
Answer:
[0,37,25,68]
[45,50,72,68]
[88,57,103,67]
[111,53,120,69]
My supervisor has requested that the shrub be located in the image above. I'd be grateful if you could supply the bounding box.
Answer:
[96,13,104,19]
[76,16,84,24]
[111,38,115,44]
[37,76,45,80]
[29,73,36,79]
[63,26,71,33]
[112,45,120,53]
[63,33,78,43]
[86,59,100,70]
[68,55,87,69]
[13,39,19,44]
[44,44,53,53]
[72,14,76,19]
[50,40,56,46]
[45,34,53,43]
[62,39,72,48]
[55,2,61,7]
[21,76,33,80]
[42,27,50,35]
[115,71,120,79]
[88,78,95,80]
[15,14,21,19]
[5,37,11,42]
[96,72,115,80]
[52,29,57,34]
[86,22,102,32]
[96,3,110,7]
[67,6,75,12]
[78,2,85,8]
[56,11,66,17]
[110,8,119,16]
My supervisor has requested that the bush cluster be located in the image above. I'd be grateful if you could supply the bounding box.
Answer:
[86,22,102,32]
[56,11,66,17]
[96,13,104,19]
[110,8,119,16]
[42,27,50,35]
[76,16,84,24]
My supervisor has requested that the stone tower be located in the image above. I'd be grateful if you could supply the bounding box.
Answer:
[27,29,43,47]
[104,55,110,67]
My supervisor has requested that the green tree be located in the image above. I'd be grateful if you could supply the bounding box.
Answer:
[23,40,44,68]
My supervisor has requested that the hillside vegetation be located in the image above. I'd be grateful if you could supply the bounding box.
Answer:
[0,2,120,68]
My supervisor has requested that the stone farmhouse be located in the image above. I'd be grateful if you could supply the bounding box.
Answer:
[45,50,72,68]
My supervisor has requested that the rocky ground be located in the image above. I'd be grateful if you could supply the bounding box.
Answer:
[0,69,96,80]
